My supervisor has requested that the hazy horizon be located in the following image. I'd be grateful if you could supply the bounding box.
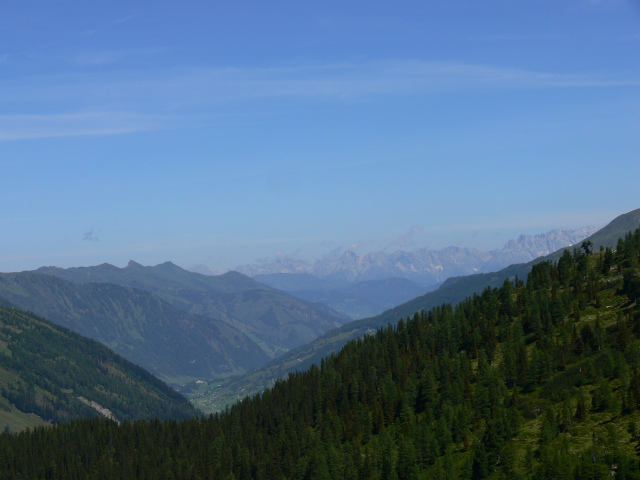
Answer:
[10,223,604,275]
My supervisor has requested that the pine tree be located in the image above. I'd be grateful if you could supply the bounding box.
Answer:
[574,396,587,421]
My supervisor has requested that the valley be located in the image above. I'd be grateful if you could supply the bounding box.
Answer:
[0,272,268,383]
[1,213,635,418]
[2,211,639,478]
[35,261,350,358]
[184,209,640,411]
[4,3,635,477]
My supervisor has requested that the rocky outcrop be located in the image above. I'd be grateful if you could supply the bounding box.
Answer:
[233,227,600,286]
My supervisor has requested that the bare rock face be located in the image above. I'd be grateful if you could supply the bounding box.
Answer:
[232,227,600,286]
[479,227,600,273]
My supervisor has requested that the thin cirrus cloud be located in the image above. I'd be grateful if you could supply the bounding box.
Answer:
[0,59,635,141]
[8,59,636,104]
[472,33,567,42]
[0,111,171,141]
[139,60,638,101]
[80,14,138,36]
[66,47,168,67]
[69,51,136,67]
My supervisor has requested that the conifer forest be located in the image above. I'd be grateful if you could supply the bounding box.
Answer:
[2,229,640,479]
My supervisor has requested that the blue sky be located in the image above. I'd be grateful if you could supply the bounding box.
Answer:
[1,1,639,272]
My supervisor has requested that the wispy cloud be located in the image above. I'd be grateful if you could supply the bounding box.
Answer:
[112,15,138,26]
[5,59,635,105]
[156,60,637,101]
[473,33,566,42]
[66,47,167,67]
[579,0,621,6]
[69,51,133,67]
[0,111,170,141]
[1,60,636,141]
[81,14,138,36]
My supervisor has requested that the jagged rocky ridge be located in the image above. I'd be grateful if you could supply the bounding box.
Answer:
[230,227,599,285]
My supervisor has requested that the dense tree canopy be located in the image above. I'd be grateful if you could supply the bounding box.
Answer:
[0,306,198,428]
[1,228,640,479]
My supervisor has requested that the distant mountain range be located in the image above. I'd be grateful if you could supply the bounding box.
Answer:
[188,227,598,319]
[0,261,351,385]
[199,209,638,409]
[229,227,599,285]
[34,261,349,359]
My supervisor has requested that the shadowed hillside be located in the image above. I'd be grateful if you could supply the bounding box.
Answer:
[0,305,199,433]
[0,272,267,383]
[35,261,350,358]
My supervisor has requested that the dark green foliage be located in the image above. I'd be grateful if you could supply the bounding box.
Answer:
[623,271,640,302]
[591,377,614,411]
[1,226,640,479]
[0,306,199,424]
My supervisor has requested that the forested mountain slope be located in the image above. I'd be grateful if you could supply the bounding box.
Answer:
[0,305,198,433]
[2,226,640,478]
[0,272,267,383]
[35,261,349,357]
[195,208,640,407]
